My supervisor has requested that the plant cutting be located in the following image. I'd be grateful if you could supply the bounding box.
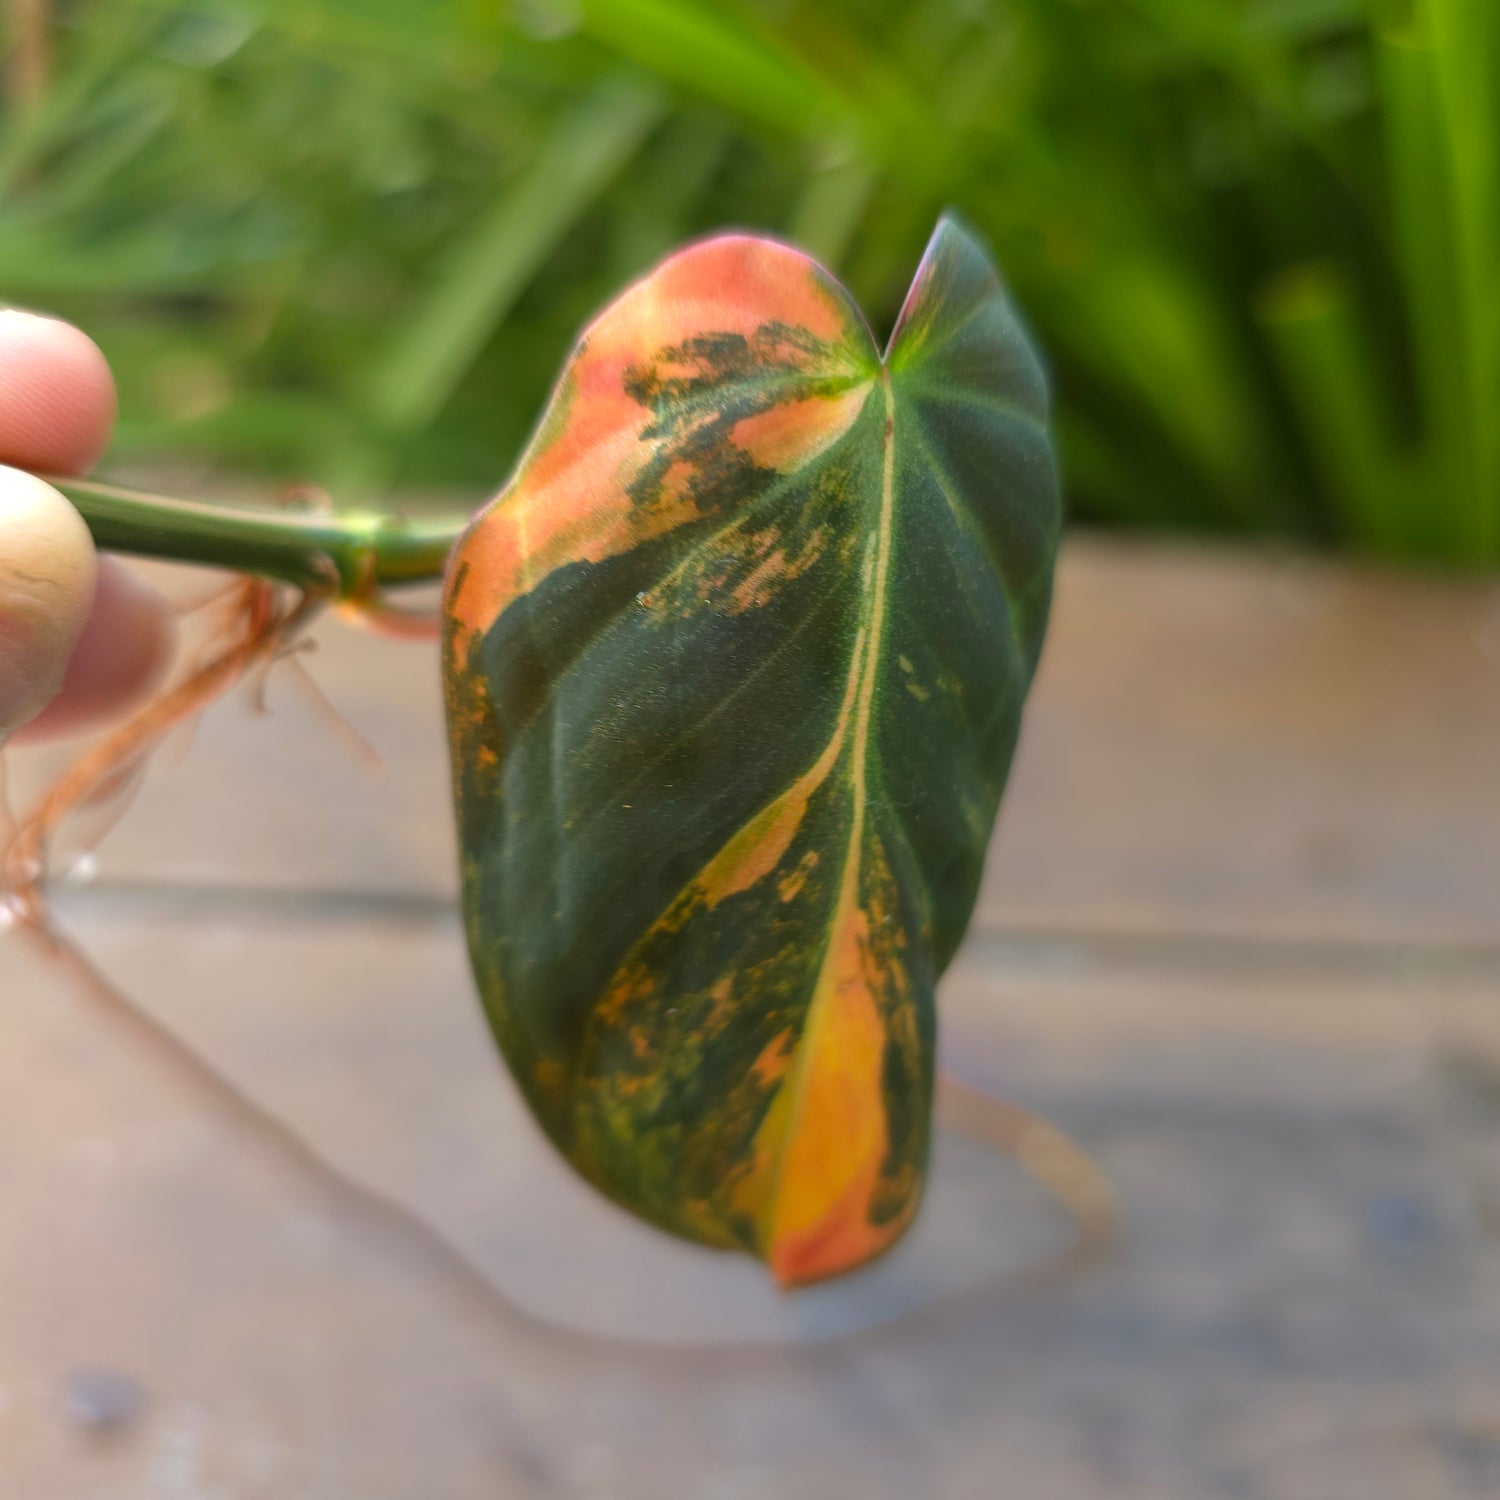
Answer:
[4,215,1090,1290]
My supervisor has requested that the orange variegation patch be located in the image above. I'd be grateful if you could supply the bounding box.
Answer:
[758,832,921,1284]
[731,385,871,473]
[446,235,873,642]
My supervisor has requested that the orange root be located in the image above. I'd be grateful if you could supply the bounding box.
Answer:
[2,577,329,926]
[335,593,442,642]
[937,1067,1120,1279]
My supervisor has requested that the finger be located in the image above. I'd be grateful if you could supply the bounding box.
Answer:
[0,310,176,743]
[0,309,117,475]
[0,466,97,742]
[12,557,178,744]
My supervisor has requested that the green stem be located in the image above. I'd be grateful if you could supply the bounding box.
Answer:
[47,476,468,600]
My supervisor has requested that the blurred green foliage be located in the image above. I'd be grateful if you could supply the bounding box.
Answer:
[3,0,1496,563]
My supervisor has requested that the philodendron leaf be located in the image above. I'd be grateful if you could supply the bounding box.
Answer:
[442,215,1060,1286]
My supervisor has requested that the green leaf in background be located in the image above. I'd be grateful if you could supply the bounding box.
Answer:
[354,74,667,488]
[442,217,1059,1284]
[8,0,1493,565]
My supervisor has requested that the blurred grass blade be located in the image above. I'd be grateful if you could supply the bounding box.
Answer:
[578,0,833,137]
[1426,0,1500,559]
[1376,7,1495,560]
[606,112,732,275]
[579,0,956,194]
[364,74,665,440]
[1259,262,1408,555]
[786,143,877,267]
[1056,259,1270,527]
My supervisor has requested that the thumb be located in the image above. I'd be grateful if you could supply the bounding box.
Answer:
[0,465,97,743]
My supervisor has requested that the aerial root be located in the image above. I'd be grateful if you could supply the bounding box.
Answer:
[1,576,330,926]
[937,1067,1121,1282]
[335,593,443,642]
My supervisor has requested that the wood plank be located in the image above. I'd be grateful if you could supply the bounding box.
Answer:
[5,535,1500,1495]
[982,539,1500,946]
[2,893,1498,1496]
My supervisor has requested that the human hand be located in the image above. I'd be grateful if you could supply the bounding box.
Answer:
[0,311,175,746]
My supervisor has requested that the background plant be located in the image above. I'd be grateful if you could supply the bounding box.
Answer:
[2,0,1495,564]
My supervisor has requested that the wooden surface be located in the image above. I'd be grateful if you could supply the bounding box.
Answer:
[4,536,1500,1498]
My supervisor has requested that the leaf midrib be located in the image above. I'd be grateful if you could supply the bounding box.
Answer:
[758,368,900,1251]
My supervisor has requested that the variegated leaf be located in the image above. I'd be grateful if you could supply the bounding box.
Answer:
[442,215,1059,1285]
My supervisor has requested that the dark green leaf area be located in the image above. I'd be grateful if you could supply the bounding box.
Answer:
[870,221,1062,971]
[624,319,870,422]
[870,467,1024,973]
[850,826,937,1225]
[572,769,855,1249]
[904,396,1058,678]
[890,222,1049,430]
[456,418,887,1150]
[890,218,1059,675]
